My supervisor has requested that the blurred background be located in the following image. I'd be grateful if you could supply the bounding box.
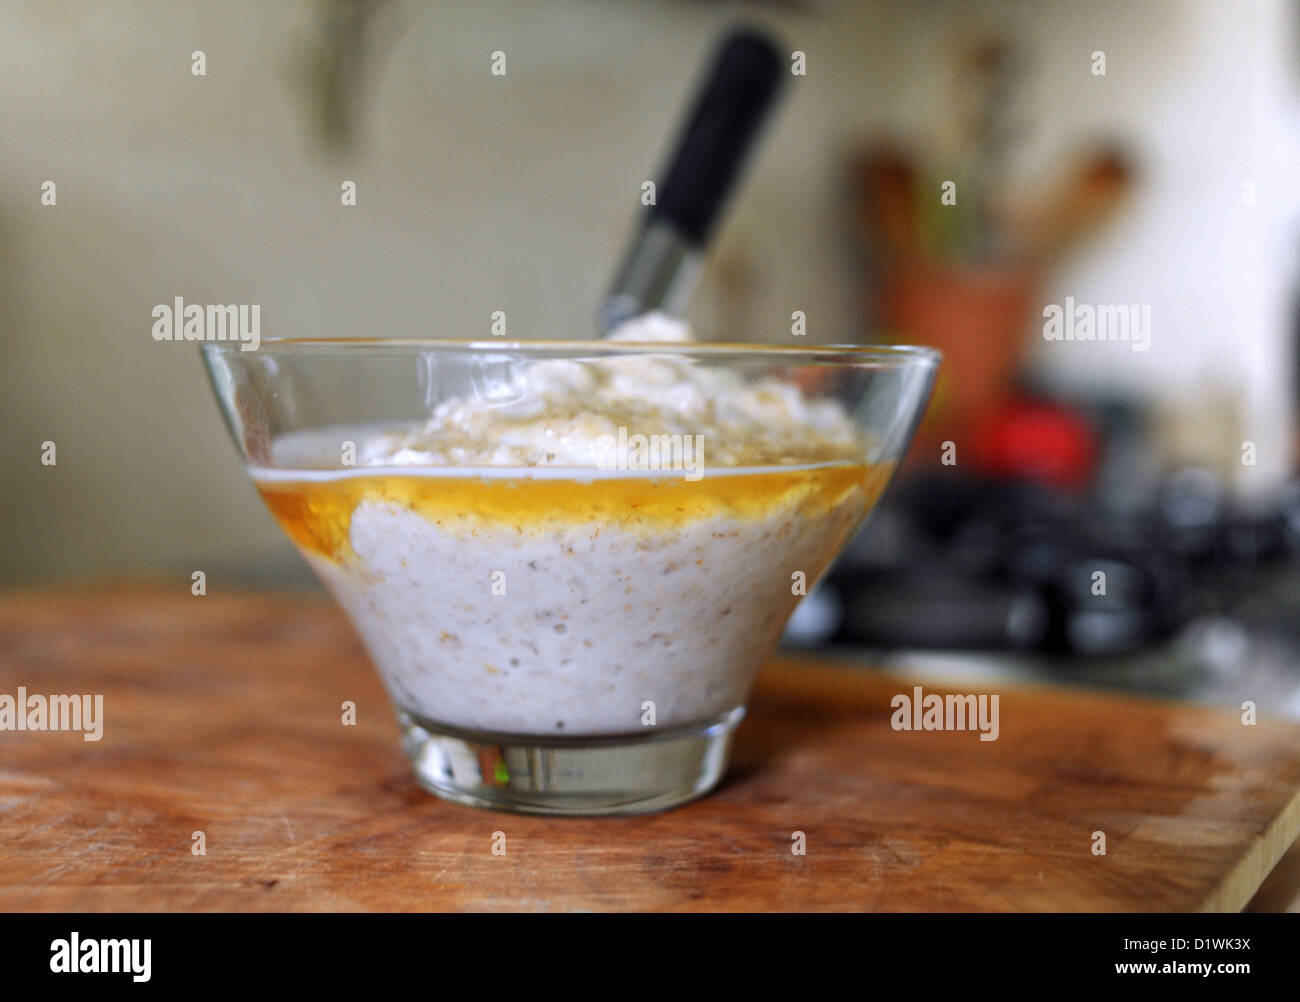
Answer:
[4,0,1300,714]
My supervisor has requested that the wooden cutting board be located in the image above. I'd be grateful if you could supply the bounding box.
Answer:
[1,586,1297,912]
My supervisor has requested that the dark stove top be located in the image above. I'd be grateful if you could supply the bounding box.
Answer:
[784,472,1300,713]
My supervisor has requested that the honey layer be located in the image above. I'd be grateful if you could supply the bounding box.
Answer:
[256,464,891,561]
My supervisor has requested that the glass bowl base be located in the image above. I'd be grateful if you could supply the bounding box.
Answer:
[397,706,744,816]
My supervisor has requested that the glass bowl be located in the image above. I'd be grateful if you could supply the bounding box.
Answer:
[202,337,938,815]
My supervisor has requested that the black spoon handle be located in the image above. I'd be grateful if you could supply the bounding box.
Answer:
[599,27,786,333]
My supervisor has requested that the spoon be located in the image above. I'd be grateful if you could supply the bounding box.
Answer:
[598,26,787,334]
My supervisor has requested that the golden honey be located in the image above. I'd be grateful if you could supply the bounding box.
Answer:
[257,462,892,561]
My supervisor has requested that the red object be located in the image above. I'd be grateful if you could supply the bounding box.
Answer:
[969,397,1098,491]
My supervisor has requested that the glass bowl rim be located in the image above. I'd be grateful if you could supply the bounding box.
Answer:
[201,337,941,367]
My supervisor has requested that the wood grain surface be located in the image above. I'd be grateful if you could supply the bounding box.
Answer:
[1,586,1298,912]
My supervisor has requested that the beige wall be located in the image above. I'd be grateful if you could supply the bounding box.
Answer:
[2,0,1295,586]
